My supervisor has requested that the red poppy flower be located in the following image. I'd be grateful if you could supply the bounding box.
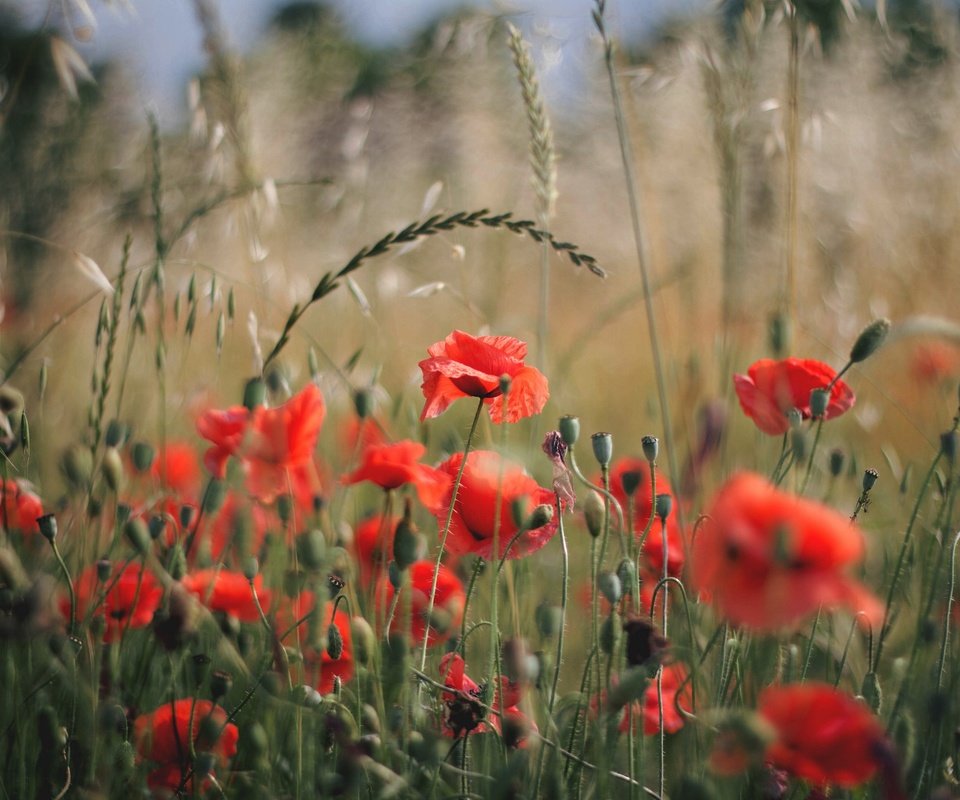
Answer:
[734,358,855,436]
[379,560,465,647]
[69,563,163,642]
[196,383,326,507]
[691,472,883,632]
[150,442,202,500]
[435,450,559,561]
[134,698,239,791]
[419,330,549,424]
[0,479,43,536]
[181,568,270,623]
[438,653,536,746]
[342,440,451,512]
[759,683,889,788]
[352,513,400,588]
[606,458,684,576]
[911,341,960,385]
[279,591,354,694]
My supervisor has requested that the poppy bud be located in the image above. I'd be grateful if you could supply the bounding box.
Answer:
[353,387,374,420]
[37,513,58,543]
[849,318,891,364]
[203,480,227,515]
[641,435,659,463]
[809,388,829,419]
[124,518,150,556]
[598,571,622,604]
[148,514,166,541]
[829,448,845,477]
[535,601,562,639]
[388,561,402,589]
[327,623,344,660]
[96,559,111,582]
[584,491,605,538]
[243,377,266,410]
[351,617,376,668]
[168,544,187,581]
[361,704,381,735]
[243,558,259,581]
[526,503,554,530]
[768,311,789,357]
[104,419,127,448]
[130,441,155,472]
[591,432,613,468]
[276,494,294,525]
[941,431,958,464]
[393,516,422,571]
[511,497,528,529]
[180,504,197,530]
[862,468,879,492]
[655,493,673,522]
[559,415,580,446]
[211,669,233,700]
[296,529,326,571]
[61,444,93,489]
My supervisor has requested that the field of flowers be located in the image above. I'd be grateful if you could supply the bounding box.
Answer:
[3,0,960,798]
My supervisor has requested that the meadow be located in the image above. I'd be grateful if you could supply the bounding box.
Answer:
[2,0,960,797]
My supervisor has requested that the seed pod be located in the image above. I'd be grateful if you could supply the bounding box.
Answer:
[591,432,613,468]
[559,415,580,446]
[641,435,659,463]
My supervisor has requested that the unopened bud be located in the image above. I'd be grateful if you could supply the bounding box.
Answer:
[599,615,619,655]
[351,617,376,668]
[202,480,226,515]
[598,571,622,604]
[296,529,326,571]
[584,491,605,538]
[102,447,124,492]
[559,415,580,446]
[617,558,637,593]
[130,441,155,473]
[327,623,344,660]
[243,558,259,581]
[168,545,187,581]
[393,506,421,570]
[526,503,554,530]
[104,419,127,448]
[354,387,374,420]
[96,559,111,582]
[591,432,613,468]
[243,377,266,410]
[941,431,958,464]
[849,318,891,364]
[61,444,93,489]
[535,601,562,639]
[276,494,294,524]
[124,518,150,556]
[829,448,845,477]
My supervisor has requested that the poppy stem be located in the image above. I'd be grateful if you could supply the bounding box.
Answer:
[799,418,824,496]
[419,398,485,674]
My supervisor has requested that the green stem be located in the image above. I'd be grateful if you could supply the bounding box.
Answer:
[418,398,484,673]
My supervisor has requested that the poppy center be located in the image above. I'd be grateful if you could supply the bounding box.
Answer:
[451,375,501,398]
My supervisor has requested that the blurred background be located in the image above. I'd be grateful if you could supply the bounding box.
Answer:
[2,0,959,504]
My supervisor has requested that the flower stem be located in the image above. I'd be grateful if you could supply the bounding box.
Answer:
[419,398,485,673]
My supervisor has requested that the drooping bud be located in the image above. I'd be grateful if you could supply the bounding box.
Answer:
[598,571,622,605]
[327,623,344,660]
[591,432,613,468]
[849,318,891,364]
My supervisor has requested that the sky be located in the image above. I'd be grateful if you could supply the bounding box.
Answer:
[4,0,705,125]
